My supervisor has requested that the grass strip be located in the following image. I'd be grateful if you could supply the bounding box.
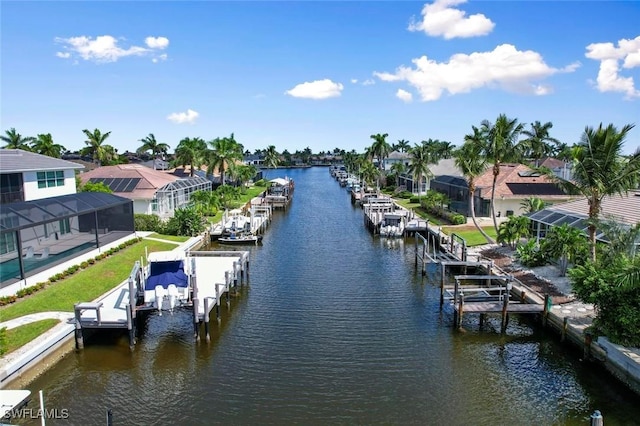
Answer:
[0,240,176,322]
[3,319,60,355]
[441,227,498,246]
[146,233,190,243]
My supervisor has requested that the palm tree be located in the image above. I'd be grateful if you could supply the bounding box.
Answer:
[359,160,379,188]
[454,133,494,243]
[31,133,66,158]
[423,139,455,160]
[1,128,35,150]
[520,197,546,214]
[138,133,170,169]
[369,133,391,187]
[549,123,640,261]
[81,128,112,165]
[520,121,560,165]
[395,139,411,153]
[542,223,588,276]
[175,137,207,177]
[236,164,258,192]
[389,162,406,187]
[263,145,280,168]
[407,143,433,196]
[208,133,243,185]
[480,114,525,235]
[497,215,530,249]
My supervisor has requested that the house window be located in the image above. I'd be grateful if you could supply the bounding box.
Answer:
[37,171,65,188]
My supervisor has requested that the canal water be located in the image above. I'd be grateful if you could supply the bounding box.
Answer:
[23,167,640,425]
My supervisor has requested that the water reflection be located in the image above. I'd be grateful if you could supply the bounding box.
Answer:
[20,167,640,425]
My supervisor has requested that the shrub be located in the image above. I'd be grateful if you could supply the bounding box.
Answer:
[0,327,6,356]
[516,240,548,267]
[450,214,466,225]
[0,295,17,306]
[399,191,413,199]
[134,214,163,232]
[88,258,95,264]
[409,196,421,204]
[80,261,89,269]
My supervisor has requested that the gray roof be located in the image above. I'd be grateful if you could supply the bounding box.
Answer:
[431,158,463,177]
[0,149,84,173]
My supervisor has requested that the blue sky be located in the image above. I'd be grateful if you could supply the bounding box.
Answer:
[2,1,639,155]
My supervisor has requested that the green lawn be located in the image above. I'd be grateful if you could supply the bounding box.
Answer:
[441,226,497,246]
[2,319,60,355]
[147,233,190,243]
[0,239,176,322]
[392,198,445,226]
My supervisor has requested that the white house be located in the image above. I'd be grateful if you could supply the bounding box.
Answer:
[79,164,211,219]
[0,149,83,203]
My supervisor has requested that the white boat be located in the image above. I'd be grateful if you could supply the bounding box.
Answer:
[223,210,252,235]
[218,232,263,245]
[143,251,192,315]
[379,213,406,237]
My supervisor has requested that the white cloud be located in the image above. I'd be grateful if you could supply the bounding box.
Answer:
[145,36,169,49]
[408,0,495,39]
[362,79,375,86]
[285,79,344,99]
[396,89,413,103]
[351,78,358,84]
[585,36,640,99]
[167,109,199,124]
[152,54,168,63]
[55,35,170,63]
[374,44,574,101]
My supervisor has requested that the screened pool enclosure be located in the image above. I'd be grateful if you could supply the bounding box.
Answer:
[0,192,134,286]
[150,177,211,218]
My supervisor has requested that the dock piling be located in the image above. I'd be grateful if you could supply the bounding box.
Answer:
[590,410,603,426]
[74,303,84,350]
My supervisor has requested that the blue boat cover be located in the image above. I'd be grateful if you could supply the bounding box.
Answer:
[145,260,189,290]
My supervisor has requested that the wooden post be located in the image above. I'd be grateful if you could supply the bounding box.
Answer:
[215,284,222,320]
[193,296,200,341]
[479,313,485,329]
[204,298,210,341]
[440,263,445,307]
[126,305,135,349]
[106,409,113,426]
[584,333,593,360]
[542,294,551,327]
[501,283,511,333]
[590,410,603,426]
[74,304,84,350]
[520,291,526,303]
[561,317,569,342]
[457,296,464,329]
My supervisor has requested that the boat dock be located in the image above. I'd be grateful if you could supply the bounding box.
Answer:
[73,249,250,349]
[263,177,294,209]
[413,231,547,331]
[210,205,272,240]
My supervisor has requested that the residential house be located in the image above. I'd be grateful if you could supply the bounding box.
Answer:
[431,163,577,218]
[80,164,211,218]
[1,149,83,203]
[0,149,134,286]
[400,158,462,194]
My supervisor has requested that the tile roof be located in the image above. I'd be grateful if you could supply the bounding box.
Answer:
[79,164,179,200]
[474,163,570,199]
[0,149,84,173]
